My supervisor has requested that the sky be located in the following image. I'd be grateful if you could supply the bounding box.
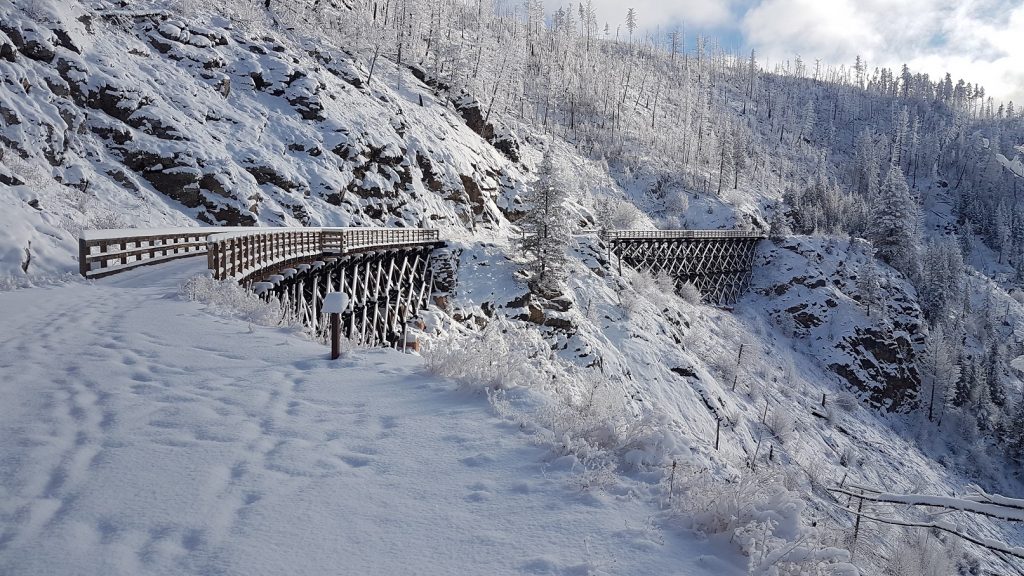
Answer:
[542,0,1024,105]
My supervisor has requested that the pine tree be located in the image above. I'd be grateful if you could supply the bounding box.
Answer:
[857,258,883,317]
[519,149,571,292]
[853,129,878,196]
[869,163,920,276]
[769,207,791,242]
[921,324,960,421]
[717,121,734,195]
[891,107,910,167]
[799,99,815,144]
[996,200,1011,264]
[951,353,973,408]
[969,355,995,431]
[918,236,965,321]
[625,8,636,44]
[1005,400,1024,465]
[986,339,1007,407]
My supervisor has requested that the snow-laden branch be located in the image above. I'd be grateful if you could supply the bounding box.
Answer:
[835,504,1024,561]
[829,486,1024,522]
[963,488,1024,512]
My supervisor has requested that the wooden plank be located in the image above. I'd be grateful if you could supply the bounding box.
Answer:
[84,251,207,279]
[79,238,89,277]
[84,240,208,264]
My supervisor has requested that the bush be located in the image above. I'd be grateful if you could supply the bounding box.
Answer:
[179,274,292,327]
[426,316,677,470]
[677,281,703,305]
[834,391,858,412]
[423,315,551,391]
[626,269,682,312]
[674,467,855,575]
[0,270,76,292]
[766,408,797,445]
[595,196,645,230]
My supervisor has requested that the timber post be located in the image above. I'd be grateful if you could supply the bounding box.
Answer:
[325,292,350,360]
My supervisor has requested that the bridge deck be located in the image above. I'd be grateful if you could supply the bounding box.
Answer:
[602,229,766,241]
[78,227,442,281]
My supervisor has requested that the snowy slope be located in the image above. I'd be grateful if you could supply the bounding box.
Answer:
[429,233,1024,574]
[0,0,536,277]
[748,236,925,412]
[0,258,743,576]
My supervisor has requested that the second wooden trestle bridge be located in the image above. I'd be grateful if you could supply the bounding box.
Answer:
[79,227,765,348]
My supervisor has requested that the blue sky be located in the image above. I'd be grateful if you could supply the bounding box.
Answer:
[542,0,1024,104]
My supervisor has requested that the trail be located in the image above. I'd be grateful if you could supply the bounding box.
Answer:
[0,258,734,575]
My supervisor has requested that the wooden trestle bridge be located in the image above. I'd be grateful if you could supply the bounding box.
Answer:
[80,227,444,347]
[601,229,766,305]
[78,226,765,348]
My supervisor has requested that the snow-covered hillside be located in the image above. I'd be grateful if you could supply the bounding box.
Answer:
[0,0,537,277]
[5,0,1024,574]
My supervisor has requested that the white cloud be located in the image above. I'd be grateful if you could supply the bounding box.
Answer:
[740,0,1024,103]
[535,0,1024,102]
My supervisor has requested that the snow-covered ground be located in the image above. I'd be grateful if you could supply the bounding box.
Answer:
[0,257,740,575]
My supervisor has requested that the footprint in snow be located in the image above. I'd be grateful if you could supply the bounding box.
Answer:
[459,453,495,467]
[340,454,373,468]
[464,491,490,503]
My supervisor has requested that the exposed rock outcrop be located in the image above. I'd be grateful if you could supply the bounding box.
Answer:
[749,236,924,412]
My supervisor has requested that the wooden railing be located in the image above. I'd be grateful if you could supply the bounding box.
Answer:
[207,228,441,281]
[79,227,441,280]
[340,228,442,252]
[601,229,767,241]
[79,227,250,279]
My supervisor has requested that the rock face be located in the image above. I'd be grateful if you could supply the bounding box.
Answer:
[0,1,527,231]
[747,236,924,412]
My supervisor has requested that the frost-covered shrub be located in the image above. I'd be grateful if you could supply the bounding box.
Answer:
[179,274,291,327]
[676,468,855,575]
[88,212,133,231]
[595,196,645,230]
[838,445,858,468]
[886,528,955,576]
[679,469,799,537]
[677,281,702,305]
[0,270,76,291]
[626,269,680,312]
[834,391,858,412]
[423,315,552,391]
[428,316,676,469]
[766,408,797,445]
[548,371,679,467]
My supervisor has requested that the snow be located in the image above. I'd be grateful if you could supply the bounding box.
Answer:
[997,153,1024,178]
[0,259,738,575]
[80,227,256,241]
[1011,355,1024,373]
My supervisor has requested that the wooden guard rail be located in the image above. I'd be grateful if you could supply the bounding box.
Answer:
[601,229,767,241]
[79,229,231,279]
[79,227,441,280]
[207,228,441,281]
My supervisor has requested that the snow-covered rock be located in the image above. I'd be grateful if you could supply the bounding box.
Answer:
[750,236,924,412]
[0,0,532,277]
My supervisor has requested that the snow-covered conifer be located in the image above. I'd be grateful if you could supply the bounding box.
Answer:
[857,258,883,317]
[869,164,920,276]
[920,324,960,421]
[519,149,571,292]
